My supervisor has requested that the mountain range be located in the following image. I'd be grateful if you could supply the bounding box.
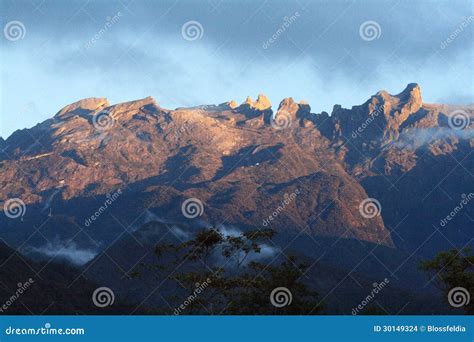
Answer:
[0,83,472,314]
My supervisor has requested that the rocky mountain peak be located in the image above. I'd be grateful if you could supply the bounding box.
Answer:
[110,96,156,111]
[278,97,298,111]
[255,94,271,110]
[1,84,472,267]
[396,82,421,99]
[276,97,313,127]
[228,100,238,109]
[55,97,109,118]
[395,83,422,112]
[243,94,271,111]
[373,83,422,112]
[374,83,423,135]
[244,96,254,106]
[278,97,311,112]
[105,96,158,120]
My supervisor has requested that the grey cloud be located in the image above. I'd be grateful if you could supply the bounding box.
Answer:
[0,0,472,137]
[22,239,97,266]
[395,127,474,149]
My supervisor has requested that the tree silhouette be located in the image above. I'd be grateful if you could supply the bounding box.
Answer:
[147,227,324,314]
[420,248,474,314]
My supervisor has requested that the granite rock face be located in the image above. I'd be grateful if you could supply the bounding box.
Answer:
[0,84,472,257]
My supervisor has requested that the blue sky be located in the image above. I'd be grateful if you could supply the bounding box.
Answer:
[0,0,473,138]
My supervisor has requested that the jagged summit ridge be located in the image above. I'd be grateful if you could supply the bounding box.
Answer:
[55,97,109,118]
[242,94,272,111]
[55,96,159,120]
[51,83,425,124]
[373,83,422,112]
[1,82,473,253]
[106,96,158,120]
